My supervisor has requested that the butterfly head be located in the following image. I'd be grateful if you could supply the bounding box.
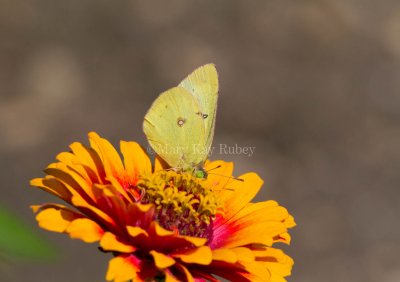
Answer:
[194,167,208,179]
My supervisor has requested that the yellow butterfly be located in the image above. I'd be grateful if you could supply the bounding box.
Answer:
[143,64,218,178]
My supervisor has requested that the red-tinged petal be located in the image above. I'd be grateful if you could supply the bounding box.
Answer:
[211,248,237,263]
[173,246,212,265]
[91,184,130,227]
[165,270,180,282]
[172,263,195,282]
[212,201,292,249]
[106,177,133,204]
[221,221,286,248]
[30,177,71,202]
[146,222,207,253]
[34,205,83,233]
[120,141,152,183]
[149,250,176,269]
[71,195,119,232]
[66,218,104,243]
[106,254,142,282]
[188,268,220,282]
[126,203,155,228]
[100,232,136,253]
[88,132,125,181]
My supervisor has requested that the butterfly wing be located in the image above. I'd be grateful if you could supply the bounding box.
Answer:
[143,86,207,169]
[178,64,218,163]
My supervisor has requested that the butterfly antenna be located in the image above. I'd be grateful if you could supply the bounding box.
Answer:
[207,172,244,182]
[205,165,244,182]
[206,165,221,172]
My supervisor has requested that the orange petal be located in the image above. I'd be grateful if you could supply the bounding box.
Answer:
[34,206,83,233]
[211,248,237,263]
[30,177,71,202]
[284,215,296,228]
[154,155,169,172]
[45,164,96,202]
[120,141,152,182]
[219,172,263,221]
[173,246,212,265]
[238,261,271,282]
[126,226,149,238]
[252,247,294,278]
[69,141,103,182]
[88,132,125,181]
[274,232,292,245]
[204,160,234,191]
[232,247,255,263]
[100,232,136,253]
[56,152,94,186]
[149,250,176,269]
[106,255,142,282]
[66,218,104,243]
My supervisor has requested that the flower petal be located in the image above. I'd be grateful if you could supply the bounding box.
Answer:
[172,263,195,282]
[219,172,264,221]
[231,247,255,263]
[120,141,152,183]
[106,254,142,282]
[89,132,125,181]
[69,141,104,183]
[251,247,294,279]
[34,205,83,233]
[213,200,292,249]
[100,232,136,253]
[204,160,234,191]
[173,246,212,265]
[154,155,169,172]
[66,218,104,242]
[211,248,237,263]
[149,250,176,269]
[127,226,149,238]
[30,176,71,202]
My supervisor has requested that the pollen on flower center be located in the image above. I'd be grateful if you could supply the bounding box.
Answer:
[136,170,221,240]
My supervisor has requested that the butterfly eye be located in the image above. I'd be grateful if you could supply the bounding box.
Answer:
[177,118,186,127]
[202,114,208,119]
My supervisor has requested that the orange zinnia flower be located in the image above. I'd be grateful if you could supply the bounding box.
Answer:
[30,132,295,281]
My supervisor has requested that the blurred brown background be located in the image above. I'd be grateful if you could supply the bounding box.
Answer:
[1,1,400,281]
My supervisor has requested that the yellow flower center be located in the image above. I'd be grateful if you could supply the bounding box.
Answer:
[136,170,221,239]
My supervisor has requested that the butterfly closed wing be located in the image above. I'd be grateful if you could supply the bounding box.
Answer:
[179,63,219,157]
[143,64,219,174]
